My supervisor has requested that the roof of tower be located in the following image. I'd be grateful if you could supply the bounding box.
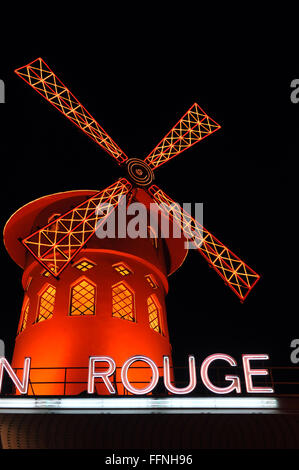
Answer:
[3,189,188,277]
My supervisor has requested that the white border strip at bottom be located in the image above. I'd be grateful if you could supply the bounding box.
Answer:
[0,396,279,414]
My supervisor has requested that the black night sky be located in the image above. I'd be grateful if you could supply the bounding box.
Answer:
[0,33,298,392]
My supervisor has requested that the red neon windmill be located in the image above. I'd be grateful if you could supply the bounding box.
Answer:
[3,58,259,396]
[15,57,259,301]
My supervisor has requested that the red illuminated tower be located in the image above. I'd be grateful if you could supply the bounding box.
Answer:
[4,188,187,395]
[3,58,260,396]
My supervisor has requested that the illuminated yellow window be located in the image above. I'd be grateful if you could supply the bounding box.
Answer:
[37,285,56,323]
[70,278,96,316]
[148,295,162,334]
[18,299,29,333]
[113,263,132,277]
[145,274,158,289]
[74,259,96,272]
[112,282,135,321]
[42,265,55,277]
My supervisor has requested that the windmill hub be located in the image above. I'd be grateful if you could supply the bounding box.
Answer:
[126,158,154,187]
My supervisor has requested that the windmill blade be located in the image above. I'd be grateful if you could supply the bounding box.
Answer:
[144,103,221,171]
[15,58,128,165]
[148,184,260,301]
[22,178,132,277]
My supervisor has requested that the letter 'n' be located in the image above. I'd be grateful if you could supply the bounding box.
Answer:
[0,357,31,394]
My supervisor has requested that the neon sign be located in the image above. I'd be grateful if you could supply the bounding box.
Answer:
[0,354,274,396]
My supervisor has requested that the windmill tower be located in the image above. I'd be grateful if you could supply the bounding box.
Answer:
[3,58,259,396]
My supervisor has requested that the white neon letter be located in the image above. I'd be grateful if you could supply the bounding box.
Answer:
[200,354,241,394]
[242,354,274,393]
[121,355,159,395]
[0,357,31,394]
[163,355,197,394]
[88,356,116,394]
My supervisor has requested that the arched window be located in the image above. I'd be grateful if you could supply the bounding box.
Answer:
[147,226,158,248]
[112,282,135,322]
[70,278,96,316]
[37,285,56,323]
[18,298,29,333]
[147,295,163,334]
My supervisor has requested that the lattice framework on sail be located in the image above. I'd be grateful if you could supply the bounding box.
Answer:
[15,58,128,165]
[149,185,260,300]
[144,103,221,170]
[22,178,132,277]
